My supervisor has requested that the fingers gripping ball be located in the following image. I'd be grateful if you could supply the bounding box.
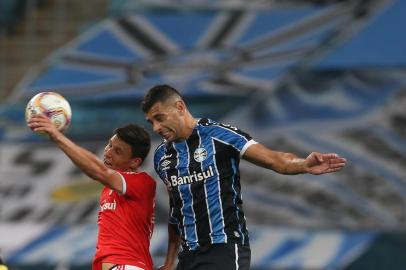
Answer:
[25,92,72,133]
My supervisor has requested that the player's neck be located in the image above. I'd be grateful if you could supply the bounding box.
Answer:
[124,167,139,173]
[177,115,197,142]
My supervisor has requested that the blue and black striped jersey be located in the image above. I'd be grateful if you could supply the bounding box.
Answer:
[154,118,257,250]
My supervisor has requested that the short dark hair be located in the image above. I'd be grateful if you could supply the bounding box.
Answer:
[141,84,183,113]
[113,124,151,162]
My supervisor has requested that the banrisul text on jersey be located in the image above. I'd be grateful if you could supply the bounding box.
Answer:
[170,166,214,187]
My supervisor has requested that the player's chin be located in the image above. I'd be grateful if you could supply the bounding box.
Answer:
[161,132,175,142]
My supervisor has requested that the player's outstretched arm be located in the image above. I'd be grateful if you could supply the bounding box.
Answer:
[27,114,124,192]
[243,143,346,175]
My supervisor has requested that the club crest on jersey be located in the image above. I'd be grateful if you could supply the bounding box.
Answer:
[194,147,207,162]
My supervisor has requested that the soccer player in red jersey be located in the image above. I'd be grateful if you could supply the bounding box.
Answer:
[28,114,156,270]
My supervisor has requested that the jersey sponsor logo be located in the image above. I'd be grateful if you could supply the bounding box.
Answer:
[194,147,208,162]
[160,153,173,170]
[161,159,171,169]
[170,166,214,187]
[100,200,116,211]
[160,153,172,161]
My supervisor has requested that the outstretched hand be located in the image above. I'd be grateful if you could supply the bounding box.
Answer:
[27,114,62,141]
[305,152,347,175]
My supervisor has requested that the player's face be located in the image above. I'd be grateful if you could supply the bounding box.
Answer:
[103,134,134,171]
[145,101,184,142]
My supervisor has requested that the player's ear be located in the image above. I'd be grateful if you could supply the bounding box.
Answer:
[130,157,142,170]
[175,100,186,114]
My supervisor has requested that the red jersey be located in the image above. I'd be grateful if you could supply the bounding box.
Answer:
[93,171,156,270]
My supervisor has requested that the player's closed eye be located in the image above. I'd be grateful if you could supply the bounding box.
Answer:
[155,115,165,122]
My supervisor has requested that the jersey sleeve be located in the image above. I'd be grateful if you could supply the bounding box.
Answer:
[210,122,257,157]
[153,143,167,180]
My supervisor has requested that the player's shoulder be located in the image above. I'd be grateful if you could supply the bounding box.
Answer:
[197,118,226,129]
[198,118,240,132]
[197,118,252,141]
[154,141,167,158]
[138,172,157,191]
[141,171,156,182]
[197,118,217,126]
[121,171,156,187]
[120,171,153,180]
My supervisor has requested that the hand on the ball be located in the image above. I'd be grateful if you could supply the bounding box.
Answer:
[27,114,61,140]
[304,152,347,175]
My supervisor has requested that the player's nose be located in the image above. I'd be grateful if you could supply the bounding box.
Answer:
[104,146,112,157]
[152,122,161,133]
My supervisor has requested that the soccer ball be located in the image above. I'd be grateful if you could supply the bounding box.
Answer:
[25,92,72,133]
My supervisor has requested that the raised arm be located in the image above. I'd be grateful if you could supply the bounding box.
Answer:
[243,143,346,175]
[28,114,124,192]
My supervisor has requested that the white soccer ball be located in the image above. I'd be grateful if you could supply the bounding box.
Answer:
[25,92,72,133]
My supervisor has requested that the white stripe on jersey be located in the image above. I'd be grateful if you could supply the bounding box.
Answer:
[240,139,258,157]
[210,137,227,243]
[235,244,239,270]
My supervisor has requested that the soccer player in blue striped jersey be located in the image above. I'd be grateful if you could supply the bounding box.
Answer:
[142,85,347,270]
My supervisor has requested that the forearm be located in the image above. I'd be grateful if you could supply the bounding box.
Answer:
[243,144,346,175]
[53,133,108,181]
[28,114,119,188]
[274,152,307,175]
[163,224,181,269]
[243,144,308,175]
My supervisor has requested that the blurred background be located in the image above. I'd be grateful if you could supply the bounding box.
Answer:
[1,0,406,269]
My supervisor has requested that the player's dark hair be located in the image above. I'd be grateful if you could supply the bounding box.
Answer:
[141,84,183,113]
[114,124,151,163]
